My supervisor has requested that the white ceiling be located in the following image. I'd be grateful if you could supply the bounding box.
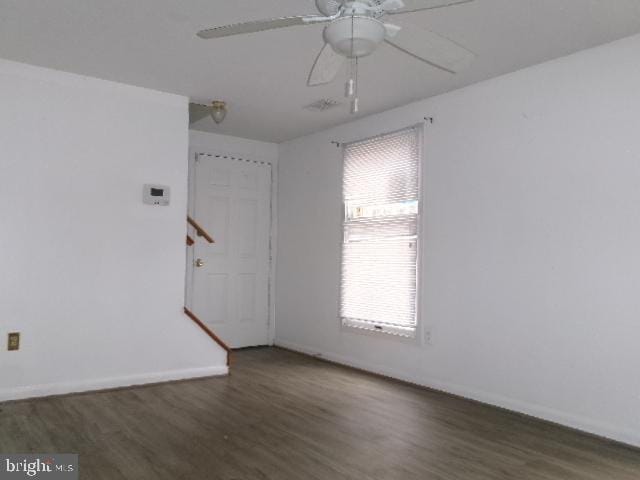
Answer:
[1,0,640,142]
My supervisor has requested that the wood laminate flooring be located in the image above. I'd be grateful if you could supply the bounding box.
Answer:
[1,347,639,479]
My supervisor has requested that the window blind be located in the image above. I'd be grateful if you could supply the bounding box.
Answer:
[340,126,421,337]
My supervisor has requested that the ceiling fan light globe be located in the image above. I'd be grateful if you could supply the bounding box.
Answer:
[210,101,227,124]
[323,16,385,58]
[211,109,226,124]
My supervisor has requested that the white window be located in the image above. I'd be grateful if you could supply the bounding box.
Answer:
[340,125,422,337]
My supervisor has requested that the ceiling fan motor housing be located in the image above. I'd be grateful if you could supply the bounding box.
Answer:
[323,16,386,58]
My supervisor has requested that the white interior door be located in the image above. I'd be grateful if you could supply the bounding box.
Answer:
[191,153,271,348]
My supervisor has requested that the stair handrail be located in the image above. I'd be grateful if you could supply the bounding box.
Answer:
[187,216,215,244]
[184,307,231,366]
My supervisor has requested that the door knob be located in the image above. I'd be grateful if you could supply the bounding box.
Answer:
[195,258,205,268]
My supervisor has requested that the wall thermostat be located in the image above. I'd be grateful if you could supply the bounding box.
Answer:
[143,184,170,206]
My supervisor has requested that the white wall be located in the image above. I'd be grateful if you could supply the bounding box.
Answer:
[275,34,640,447]
[0,59,227,402]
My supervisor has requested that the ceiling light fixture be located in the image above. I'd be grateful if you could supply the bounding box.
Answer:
[210,100,227,124]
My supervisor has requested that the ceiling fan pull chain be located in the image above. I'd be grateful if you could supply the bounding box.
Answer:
[351,96,359,114]
[351,56,360,114]
[345,13,356,99]
[346,77,355,98]
[347,12,359,113]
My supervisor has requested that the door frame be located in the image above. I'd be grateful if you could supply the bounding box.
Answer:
[185,148,278,346]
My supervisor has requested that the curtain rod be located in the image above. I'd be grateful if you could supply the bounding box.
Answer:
[330,117,433,147]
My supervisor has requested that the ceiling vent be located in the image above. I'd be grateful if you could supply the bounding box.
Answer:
[304,98,342,112]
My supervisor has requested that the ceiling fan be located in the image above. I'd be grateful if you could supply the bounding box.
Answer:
[195,0,476,115]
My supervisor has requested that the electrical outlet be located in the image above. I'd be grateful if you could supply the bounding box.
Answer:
[424,327,433,346]
[7,332,20,351]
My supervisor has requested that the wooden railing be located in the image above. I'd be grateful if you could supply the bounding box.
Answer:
[187,216,215,244]
[184,217,228,366]
[183,307,231,367]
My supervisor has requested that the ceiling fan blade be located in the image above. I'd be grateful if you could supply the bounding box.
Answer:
[197,16,326,39]
[381,0,406,11]
[384,23,402,39]
[385,23,475,73]
[189,103,211,124]
[386,0,474,15]
[308,43,346,86]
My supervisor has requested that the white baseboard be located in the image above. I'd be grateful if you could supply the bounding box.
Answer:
[0,365,229,403]
[275,339,640,449]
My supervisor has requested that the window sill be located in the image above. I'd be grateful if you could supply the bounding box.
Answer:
[341,317,417,340]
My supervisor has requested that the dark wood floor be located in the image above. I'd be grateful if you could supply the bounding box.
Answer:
[1,347,639,479]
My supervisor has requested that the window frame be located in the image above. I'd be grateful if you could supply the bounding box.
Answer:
[338,124,425,341]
